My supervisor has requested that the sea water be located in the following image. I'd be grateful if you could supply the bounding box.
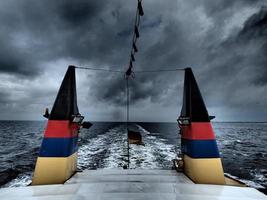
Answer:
[0,121,266,194]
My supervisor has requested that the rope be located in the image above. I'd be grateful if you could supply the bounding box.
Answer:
[126,78,130,169]
[75,66,185,73]
[134,69,185,73]
[75,66,124,73]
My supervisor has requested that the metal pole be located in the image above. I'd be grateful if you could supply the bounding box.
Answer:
[126,78,130,169]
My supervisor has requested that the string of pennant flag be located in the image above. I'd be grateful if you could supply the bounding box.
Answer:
[76,0,183,74]
[125,0,144,78]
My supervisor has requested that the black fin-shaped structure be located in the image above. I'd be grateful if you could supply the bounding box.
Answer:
[49,65,79,120]
[180,68,210,122]
[179,68,225,184]
[32,65,81,185]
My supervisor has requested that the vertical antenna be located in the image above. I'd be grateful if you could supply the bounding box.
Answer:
[125,0,145,170]
[126,78,130,169]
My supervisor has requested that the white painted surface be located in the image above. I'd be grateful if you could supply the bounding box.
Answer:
[0,170,266,200]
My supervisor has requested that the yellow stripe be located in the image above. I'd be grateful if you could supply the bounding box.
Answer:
[225,176,246,187]
[31,152,77,185]
[183,154,225,185]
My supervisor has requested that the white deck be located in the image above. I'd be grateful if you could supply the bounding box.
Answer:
[0,170,266,200]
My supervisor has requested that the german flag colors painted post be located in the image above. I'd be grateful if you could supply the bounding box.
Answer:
[32,65,81,185]
[179,68,225,185]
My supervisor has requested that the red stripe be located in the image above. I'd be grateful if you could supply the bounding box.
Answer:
[44,120,79,138]
[181,122,215,140]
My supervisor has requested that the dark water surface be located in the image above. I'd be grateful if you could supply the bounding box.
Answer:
[0,121,266,194]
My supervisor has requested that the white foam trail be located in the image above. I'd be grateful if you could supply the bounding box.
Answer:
[78,134,107,169]
[102,126,127,168]
[224,173,265,189]
[130,125,177,169]
[78,124,178,170]
[78,125,128,169]
[3,173,32,188]
[136,124,150,135]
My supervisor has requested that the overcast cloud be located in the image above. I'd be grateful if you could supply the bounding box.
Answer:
[0,0,266,122]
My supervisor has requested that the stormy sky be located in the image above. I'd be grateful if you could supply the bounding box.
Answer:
[0,0,266,122]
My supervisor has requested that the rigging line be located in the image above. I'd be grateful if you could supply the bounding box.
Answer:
[126,79,129,124]
[75,66,185,73]
[75,66,124,73]
[136,7,141,26]
[134,68,185,73]
[126,78,130,169]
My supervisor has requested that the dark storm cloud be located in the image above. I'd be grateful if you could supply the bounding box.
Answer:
[239,7,267,85]
[0,0,121,76]
[199,6,267,107]
[180,9,267,120]
[58,1,102,26]
[0,23,36,76]
[0,0,266,121]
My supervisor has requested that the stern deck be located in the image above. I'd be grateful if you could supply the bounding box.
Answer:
[0,169,266,200]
